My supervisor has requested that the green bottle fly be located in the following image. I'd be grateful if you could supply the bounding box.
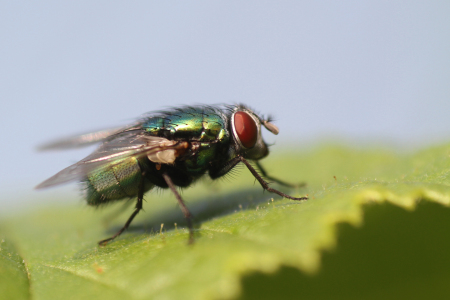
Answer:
[36,104,307,245]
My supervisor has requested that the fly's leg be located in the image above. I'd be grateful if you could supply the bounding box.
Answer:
[98,170,146,246]
[162,173,194,244]
[209,156,307,201]
[254,161,306,188]
[240,157,307,200]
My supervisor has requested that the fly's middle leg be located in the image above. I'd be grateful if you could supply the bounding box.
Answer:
[162,173,194,244]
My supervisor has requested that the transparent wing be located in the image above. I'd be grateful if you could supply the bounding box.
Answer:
[37,126,133,151]
[35,130,188,189]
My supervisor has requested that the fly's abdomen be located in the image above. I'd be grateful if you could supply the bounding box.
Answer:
[84,157,153,206]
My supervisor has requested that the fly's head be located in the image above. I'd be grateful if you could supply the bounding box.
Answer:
[229,105,279,160]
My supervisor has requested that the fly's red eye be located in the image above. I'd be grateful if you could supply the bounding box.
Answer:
[234,111,258,148]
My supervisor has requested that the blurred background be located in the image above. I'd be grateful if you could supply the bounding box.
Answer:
[1,1,449,209]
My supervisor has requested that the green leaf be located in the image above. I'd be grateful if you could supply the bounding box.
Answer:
[239,201,450,300]
[1,144,450,299]
[0,239,30,300]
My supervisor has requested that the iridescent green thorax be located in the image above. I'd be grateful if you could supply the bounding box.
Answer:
[142,106,229,143]
[141,106,231,175]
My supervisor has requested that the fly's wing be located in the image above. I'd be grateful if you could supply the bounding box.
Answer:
[37,126,134,151]
[35,130,189,189]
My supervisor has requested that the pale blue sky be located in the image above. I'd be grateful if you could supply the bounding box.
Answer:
[1,1,449,208]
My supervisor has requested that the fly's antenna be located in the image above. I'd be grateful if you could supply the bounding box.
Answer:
[262,119,279,135]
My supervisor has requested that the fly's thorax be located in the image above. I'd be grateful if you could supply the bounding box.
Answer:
[142,106,230,143]
[140,107,231,174]
[84,157,153,206]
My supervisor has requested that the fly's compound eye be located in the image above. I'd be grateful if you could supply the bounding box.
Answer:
[234,111,258,148]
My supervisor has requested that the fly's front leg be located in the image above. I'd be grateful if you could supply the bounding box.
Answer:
[240,157,307,200]
[98,169,146,246]
[254,161,306,188]
[210,156,307,201]
[162,173,194,244]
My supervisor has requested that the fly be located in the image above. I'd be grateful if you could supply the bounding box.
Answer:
[36,104,307,245]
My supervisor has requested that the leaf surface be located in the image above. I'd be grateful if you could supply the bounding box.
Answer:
[2,144,450,299]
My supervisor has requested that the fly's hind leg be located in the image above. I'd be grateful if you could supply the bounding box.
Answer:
[98,170,146,246]
[162,173,194,244]
[254,161,306,188]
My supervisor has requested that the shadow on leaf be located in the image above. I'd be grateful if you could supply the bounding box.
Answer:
[103,186,303,241]
[239,200,450,300]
